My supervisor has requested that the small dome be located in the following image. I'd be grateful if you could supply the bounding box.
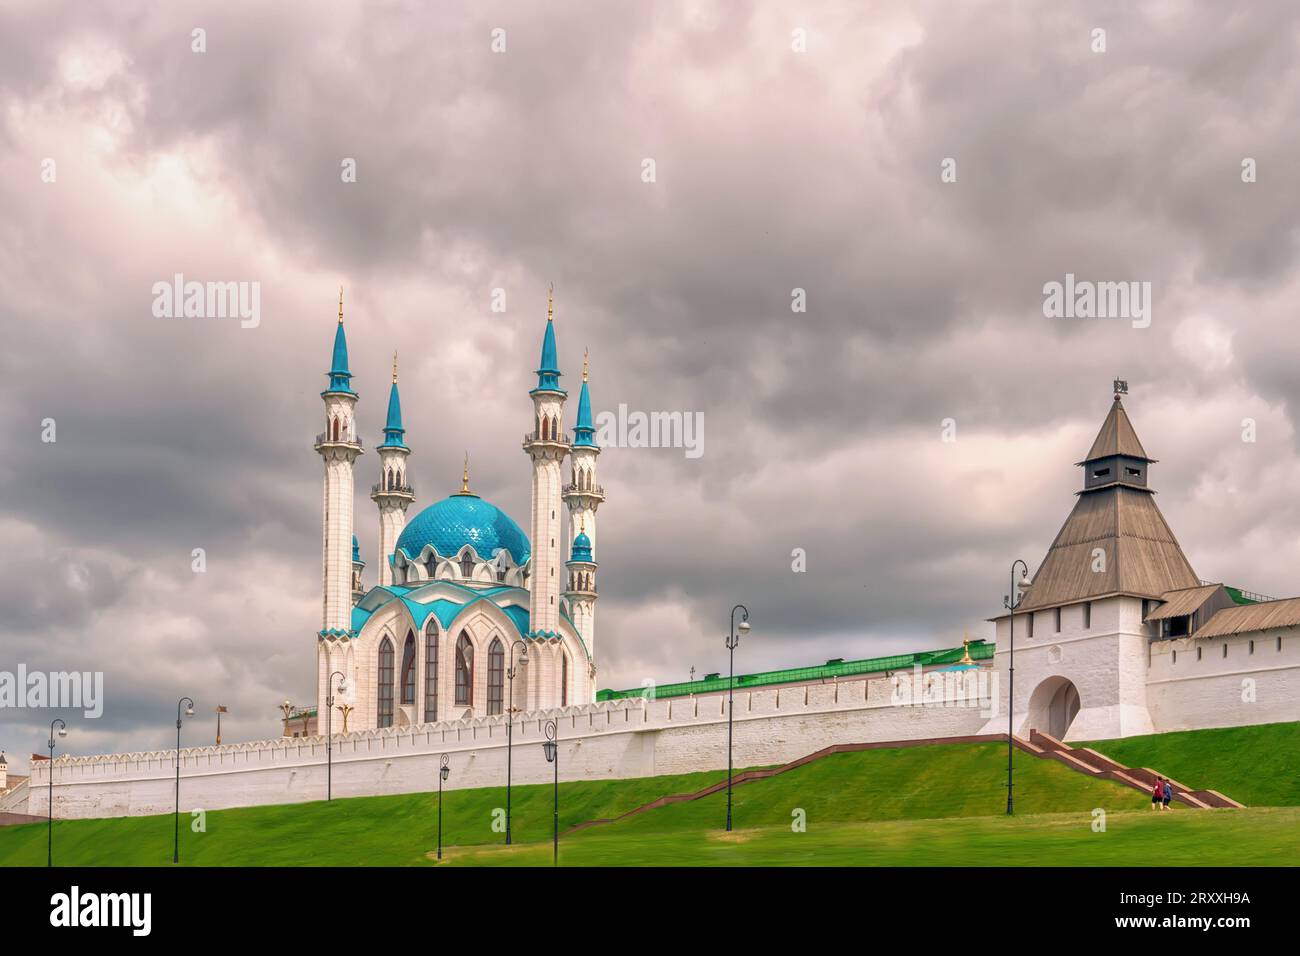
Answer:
[396,494,531,565]
[570,530,593,562]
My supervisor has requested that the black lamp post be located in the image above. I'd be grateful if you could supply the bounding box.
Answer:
[1004,561,1029,815]
[326,670,347,801]
[174,696,195,864]
[437,753,450,860]
[725,604,751,832]
[542,719,558,866]
[504,638,528,845]
[46,718,67,868]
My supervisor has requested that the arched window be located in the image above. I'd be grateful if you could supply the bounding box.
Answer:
[561,652,569,707]
[331,417,341,441]
[377,637,395,728]
[459,550,476,580]
[424,622,439,722]
[455,633,474,706]
[487,638,505,715]
[400,630,416,705]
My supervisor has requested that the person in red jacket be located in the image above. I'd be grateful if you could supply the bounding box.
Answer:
[1151,776,1163,810]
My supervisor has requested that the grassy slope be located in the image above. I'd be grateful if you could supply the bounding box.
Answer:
[606,743,1150,836]
[0,768,724,867]
[2,725,1295,867]
[1082,722,1300,807]
[448,808,1300,867]
[1,743,1144,867]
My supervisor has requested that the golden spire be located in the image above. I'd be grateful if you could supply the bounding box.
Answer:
[958,630,975,666]
[547,283,554,322]
[582,347,589,383]
[459,452,471,495]
[338,286,344,324]
[392,351,398,384]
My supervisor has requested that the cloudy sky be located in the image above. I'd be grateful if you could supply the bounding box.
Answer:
[3,0,1300,769]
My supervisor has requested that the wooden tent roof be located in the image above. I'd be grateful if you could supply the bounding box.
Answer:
[1015,395,1198,613]
[1077,397,1152,463]
[1017,486,1199,611]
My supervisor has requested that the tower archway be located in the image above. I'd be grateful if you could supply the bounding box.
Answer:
[1027,676,1081,740]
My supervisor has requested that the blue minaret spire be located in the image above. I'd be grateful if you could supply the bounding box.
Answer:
[532,286,564,394]
[378,352,407,449]
[372,350,415,587]
[573,348,597,449]
[326,286,355,394]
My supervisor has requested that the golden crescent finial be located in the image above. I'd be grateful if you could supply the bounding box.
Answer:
[582,347,589,383]
[547,283,554,322]
[392,351,398,384]
[461,452,471,494]
[338,286,344,324]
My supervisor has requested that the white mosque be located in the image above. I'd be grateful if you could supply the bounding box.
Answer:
[313,290,603,733]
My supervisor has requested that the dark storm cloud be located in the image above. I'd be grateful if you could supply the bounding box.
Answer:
[3,0,1300,766]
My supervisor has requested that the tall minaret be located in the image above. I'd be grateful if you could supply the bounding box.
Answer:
[562,349,604,663]
[315,287,363,633]
[523,288,569,638]
[371,352,414,586]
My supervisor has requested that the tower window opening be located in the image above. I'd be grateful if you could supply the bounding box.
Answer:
[1222,643,1228,659]
[487,638,504,716]
[1249,640,1254,655]
[424,622,439,723]
[400,631,416,705]
[1126,467,1141,477]
[377,637,394,728]
[1092,467,1110,479]
[1196,646,1202,661]
[1053,607,1061,633]
[1026,613,1034,639]
[455,633,473,706]
[1082,601,1092,629]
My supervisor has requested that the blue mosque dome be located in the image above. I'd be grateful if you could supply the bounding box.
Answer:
[395,493,531,565]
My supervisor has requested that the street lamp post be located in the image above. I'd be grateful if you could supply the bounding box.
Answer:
[326,671,348,801]
[504,638,528,845]
[279,699,293,735]
[1004,561,1030,815]
[542,719,558,866]
[437,753,450,860]
[174,696,195,864]
[46,718,67,867]
[725,604,751,832]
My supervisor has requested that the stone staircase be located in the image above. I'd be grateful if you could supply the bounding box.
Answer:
[1021,729,1244,809]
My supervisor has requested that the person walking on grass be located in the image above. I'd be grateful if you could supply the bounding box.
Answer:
[1162,778,1173,811]
[1151,776,1163,810]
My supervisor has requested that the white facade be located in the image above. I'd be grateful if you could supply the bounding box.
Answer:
[316,294,596,736]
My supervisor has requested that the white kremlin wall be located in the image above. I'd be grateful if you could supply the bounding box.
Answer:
[20,672,992,819]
